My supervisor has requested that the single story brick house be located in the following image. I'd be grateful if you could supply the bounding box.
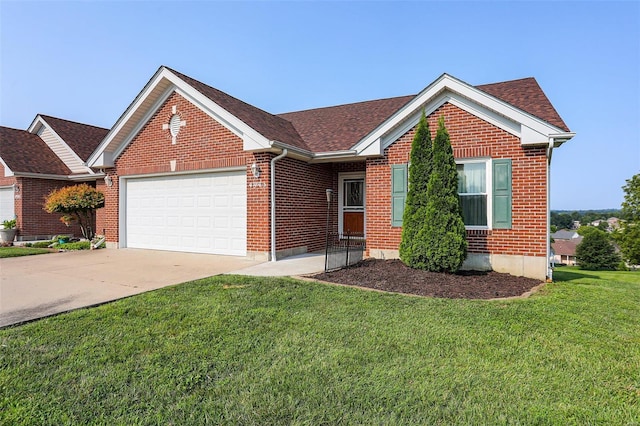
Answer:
[87,66,574,280]
[0,115,108,240]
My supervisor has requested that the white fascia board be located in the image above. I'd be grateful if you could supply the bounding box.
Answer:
[87,67,175,168]
[0,157,14,177]
[26,115,43,133]
[354,73,566,156]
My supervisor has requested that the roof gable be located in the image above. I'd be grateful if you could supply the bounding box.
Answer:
[88,66,308,168]
[0,126,71,176]
[476,78,569,132]
[352,73,574,157]
[38,115,109,161]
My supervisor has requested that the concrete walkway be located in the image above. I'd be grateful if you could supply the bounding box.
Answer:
[0,249,260,328]
[230,252,325,276]
[0,249,326,328]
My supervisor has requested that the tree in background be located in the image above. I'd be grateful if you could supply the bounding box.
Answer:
[400,110,432,267]
[576,228,620,270]
[44,184,105,240]
[415,116,467,272]
[614,174,640,266]
[551,211,574,229]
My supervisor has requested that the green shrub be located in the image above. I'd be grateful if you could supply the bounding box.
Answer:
[30,241,55,248]
[576,229,620,270]
[58,241,91,250]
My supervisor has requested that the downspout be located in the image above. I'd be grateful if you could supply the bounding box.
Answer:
[270,149,288,262]
[546,138,554,281]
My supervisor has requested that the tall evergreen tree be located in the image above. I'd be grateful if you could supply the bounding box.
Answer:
[399,110,432,266]
[417,116,467,272]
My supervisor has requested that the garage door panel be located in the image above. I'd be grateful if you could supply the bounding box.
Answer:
[0,188,14,222]
[126,171,246,255]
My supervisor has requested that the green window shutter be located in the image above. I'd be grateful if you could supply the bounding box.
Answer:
[391,164,408,227]
[492,159,512,229]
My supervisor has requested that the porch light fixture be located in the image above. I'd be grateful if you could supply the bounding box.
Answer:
[13,184,20,193]
[251,162,261,178]
[104,175,113,187]
[326,188,333,204]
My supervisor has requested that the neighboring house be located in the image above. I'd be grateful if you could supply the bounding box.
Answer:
[551,229,580,240]
[0,115,108,240]
[87,66,574,280]
[551,239,580,266]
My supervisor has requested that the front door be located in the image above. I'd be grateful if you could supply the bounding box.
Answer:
[340,175,365,235]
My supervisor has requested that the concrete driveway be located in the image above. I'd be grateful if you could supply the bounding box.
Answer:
[0,249,261,328]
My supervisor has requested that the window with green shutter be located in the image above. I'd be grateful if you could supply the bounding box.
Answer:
[456,158,512,229]
[391,164,407,227]
[492,159,512,229]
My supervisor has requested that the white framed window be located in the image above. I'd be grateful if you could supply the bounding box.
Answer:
[457,158,492,229]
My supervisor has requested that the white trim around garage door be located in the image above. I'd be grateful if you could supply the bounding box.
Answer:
[119,167,247,256]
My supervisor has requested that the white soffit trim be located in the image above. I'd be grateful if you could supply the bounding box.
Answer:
[0,157,14,177]
[88,67,272,168]
[354,73,568,155]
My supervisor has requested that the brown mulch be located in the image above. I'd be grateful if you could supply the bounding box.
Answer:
[311,258,545,300]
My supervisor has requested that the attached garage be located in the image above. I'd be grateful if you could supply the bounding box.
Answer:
[0,186,15,223]
[123,170,246,256]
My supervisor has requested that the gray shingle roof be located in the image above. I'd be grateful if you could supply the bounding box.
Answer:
[0,126,71,175]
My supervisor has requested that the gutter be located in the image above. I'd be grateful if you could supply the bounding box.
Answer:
[546,137,554,281]
[545,132,575,280]
[270,148,288,262]
[11,172,102,181]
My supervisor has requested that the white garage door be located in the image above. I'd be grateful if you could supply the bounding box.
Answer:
[0,187,15,223]
[125,171,246,256]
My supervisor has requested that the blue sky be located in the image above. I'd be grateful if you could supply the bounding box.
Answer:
[1,1,638,210]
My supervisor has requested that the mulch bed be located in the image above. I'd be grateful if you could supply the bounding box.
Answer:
[311,258,545,300]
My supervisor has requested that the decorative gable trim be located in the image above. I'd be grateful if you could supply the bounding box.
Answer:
[353,74,575,157]
[27,116,92,174]
[88,67,273,169]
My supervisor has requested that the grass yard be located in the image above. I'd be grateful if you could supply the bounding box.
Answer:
[0,246,52,258]
[1,268,638,425]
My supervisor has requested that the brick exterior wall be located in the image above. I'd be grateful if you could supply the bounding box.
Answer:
[17,178,90,238]
[106,91,270,253]
[366,102,548,259]
[2,159,98,239]
[273,157,334,255]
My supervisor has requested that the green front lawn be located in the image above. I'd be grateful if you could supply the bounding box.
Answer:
[0,247,53,258]
[1,269,638,424]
